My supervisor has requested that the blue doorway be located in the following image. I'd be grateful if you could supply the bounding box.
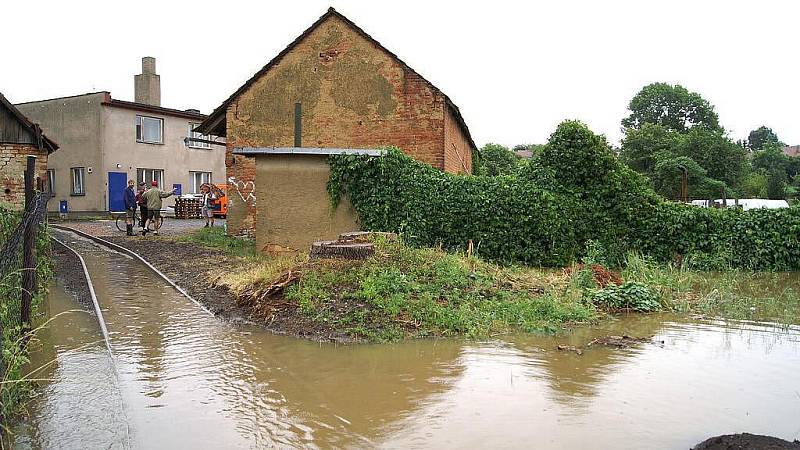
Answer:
[108,172,127,212]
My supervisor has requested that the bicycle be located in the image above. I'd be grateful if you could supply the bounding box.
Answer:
[115,210,164,233]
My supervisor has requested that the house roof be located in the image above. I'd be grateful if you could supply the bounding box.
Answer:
[783,145,800,158]
[103,98,207,120]
[0,92,59,153]
[234,146,384,156]
[197,7,477,152]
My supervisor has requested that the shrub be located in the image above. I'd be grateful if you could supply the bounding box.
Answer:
[328,121,800,271]
[590,281,660,312]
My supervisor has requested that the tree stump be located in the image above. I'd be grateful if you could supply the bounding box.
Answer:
[310,240,374,259]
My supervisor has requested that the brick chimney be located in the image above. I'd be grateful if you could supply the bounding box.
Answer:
[134,57,161,106]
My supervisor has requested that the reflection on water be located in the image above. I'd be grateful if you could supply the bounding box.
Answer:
[14,231,800,449]
[13,279,128,449]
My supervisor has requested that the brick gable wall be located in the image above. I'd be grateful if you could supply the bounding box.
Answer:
[225,15,459,236]
[0,143,49,208]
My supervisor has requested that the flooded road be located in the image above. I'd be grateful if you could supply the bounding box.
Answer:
[14,231,800,449]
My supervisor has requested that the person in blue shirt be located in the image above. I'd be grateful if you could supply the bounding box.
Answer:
[123,179,137,236]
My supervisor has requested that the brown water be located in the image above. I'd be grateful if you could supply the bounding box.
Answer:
[13,232,800,449]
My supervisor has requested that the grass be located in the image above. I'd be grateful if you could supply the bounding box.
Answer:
[0,210,53,433]
[216,236,595,342]
[177,226,256,257]
[193,229,800,341]
[622,253,800,325]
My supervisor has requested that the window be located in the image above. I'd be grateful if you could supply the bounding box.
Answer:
[136,115,163,144]
[137,168,164,188]
[47,169,56,197]
[190,171,212,194]
[71,167,85,195]
[187,123,211,149]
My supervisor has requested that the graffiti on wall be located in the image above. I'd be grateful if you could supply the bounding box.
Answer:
[228,177,256,205]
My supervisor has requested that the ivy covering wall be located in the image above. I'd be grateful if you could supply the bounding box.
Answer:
[328,121,800,271]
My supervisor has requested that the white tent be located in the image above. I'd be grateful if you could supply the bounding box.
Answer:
[690,199,790,210]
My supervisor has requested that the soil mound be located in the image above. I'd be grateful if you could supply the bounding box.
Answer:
[692,433,800,450]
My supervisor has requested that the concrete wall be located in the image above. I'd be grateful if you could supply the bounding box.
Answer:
[0,143,48,208]
[226,14,474,236]
[102,106,225,210]
[17,93,106,212]
[255,154,360,253]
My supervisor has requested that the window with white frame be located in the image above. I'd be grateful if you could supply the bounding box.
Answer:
[136,115,163,144]
[47,169,56,197]
[137,168,164,188]
[187,123,211,149]
[190,171,212,194]
[70,167,85,195]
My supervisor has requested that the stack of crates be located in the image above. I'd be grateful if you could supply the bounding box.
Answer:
[174,197,202,219]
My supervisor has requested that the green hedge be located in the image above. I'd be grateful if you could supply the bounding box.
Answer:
[328,121,800,271]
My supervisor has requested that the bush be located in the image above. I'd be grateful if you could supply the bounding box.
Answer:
[328,121,800,271]
[590,281,660,312]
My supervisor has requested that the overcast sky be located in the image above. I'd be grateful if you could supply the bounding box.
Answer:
[3,0,798,147]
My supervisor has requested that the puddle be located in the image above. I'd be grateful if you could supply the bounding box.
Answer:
[12,231,800,449]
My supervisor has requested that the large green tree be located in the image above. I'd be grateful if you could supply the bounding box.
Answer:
[747,126,782,151]
[679,127,748,190]
[750,142,800,199]
[622,83,721,133]
[620,84,747,199]
[619,123,682,175]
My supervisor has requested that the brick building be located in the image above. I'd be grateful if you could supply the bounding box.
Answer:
[197,8,477,237]
[0,92,58,208]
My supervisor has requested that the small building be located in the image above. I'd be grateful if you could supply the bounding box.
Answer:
[16,57,225,215]
[0,92,58,208]
[196,8,477,239]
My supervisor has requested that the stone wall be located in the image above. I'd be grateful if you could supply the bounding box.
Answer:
[0,143,49,208]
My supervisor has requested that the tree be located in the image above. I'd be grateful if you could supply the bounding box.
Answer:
[751,142,797,199]
[619,123,682,174]
[622,83,721,133]
[741,169,769,198]
[747,126,782,151]
[478,143,519,176]
[678,127,748,193]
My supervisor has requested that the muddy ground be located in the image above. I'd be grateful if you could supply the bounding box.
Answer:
[693,433,800,449]
[100,236,353,343]
[51,241,93,311]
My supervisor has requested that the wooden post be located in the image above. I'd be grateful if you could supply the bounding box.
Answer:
[21,155,37,330]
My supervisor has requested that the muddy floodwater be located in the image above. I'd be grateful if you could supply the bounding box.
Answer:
[12,231,800,449]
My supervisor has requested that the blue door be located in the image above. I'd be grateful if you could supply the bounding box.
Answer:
[108,172,127,212]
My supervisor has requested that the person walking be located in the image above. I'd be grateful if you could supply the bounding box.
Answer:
[123,179,137,236]
[136,182,148,233]
[200,184,217,228]
[142,180,176,236]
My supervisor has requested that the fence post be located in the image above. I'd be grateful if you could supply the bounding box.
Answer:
[21,155,37,331]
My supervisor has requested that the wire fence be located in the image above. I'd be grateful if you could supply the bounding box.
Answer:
[0,191,50,430]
